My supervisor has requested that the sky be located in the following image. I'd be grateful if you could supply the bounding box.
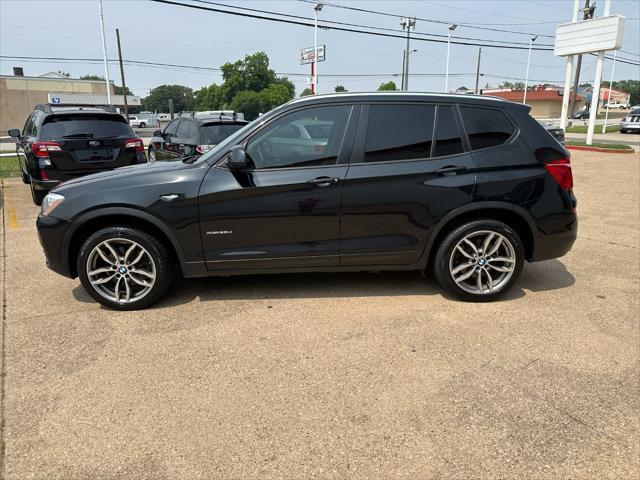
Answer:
[0,0,639,98]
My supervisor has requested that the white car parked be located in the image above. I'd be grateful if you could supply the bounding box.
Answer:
[128,115,149,128]
[604,101,630,109]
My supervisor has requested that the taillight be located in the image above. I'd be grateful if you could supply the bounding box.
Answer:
[195,144,214,154]
[124,138,144,152]
[544,157,573,191]
[31,141,61,157]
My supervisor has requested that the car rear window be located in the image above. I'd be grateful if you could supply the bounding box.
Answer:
[199,123,246,144]
[460,107,515,150]
[40,114,133,139]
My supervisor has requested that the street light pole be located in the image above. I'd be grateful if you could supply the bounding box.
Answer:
[401,17,416,91]
[97,0,111,104]
[523,35,537,105]
[445,24,457,92]
[313,2,323,95]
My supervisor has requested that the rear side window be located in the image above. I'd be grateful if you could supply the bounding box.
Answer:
[40,115,133,139]
[364,104,435,162]
[460,107,514,150]
[177,120,195,138]
[164,119,181,136]
[200,123,246,144]
[434,106,464,157]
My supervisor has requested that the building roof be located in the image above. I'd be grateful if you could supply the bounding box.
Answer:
[484,90,582,103]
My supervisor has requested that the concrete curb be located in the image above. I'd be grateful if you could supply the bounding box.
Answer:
[566,145,636,154]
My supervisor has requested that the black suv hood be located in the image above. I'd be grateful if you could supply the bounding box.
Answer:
[53,160,193,193]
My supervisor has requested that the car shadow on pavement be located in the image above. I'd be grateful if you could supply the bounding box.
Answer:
[71,259,575,310]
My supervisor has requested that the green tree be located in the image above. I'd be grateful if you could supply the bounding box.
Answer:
[231,91,263,120]
[377,81,397,91]
[194,84,222,110]
[272,76,296,99]
[142,84,194,112]
[334,85,347,92]
[300,88,313,97]
[258,83,293,112]
[220,52,277,104]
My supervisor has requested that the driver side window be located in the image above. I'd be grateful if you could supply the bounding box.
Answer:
[245,105,351,169]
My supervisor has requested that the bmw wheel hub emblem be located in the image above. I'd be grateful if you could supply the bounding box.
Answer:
[118,266,127,274]
[478,259,486,266]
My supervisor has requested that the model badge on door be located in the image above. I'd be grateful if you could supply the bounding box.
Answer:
[206,230,233,235]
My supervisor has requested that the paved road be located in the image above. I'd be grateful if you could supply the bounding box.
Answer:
[1,150,638,479]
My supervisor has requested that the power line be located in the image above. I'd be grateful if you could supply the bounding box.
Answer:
[149,0,557,51]
[298,0,557,35]
[199,0,554,46]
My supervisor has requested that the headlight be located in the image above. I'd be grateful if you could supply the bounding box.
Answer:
[41,193,65,216]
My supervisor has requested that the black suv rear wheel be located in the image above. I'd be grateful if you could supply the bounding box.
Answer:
[77,226,174,310]
[433,220,524,301]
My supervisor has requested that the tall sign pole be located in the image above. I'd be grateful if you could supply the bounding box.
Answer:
[401,17,416,91]
[97,0,112,104]
[559,0,581,130]
[586,0,612,145]
[602,50,617,133]
[313,2,324,95]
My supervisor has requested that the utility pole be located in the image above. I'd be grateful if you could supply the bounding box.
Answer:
[313,2,323,95]
[474,48,482,94]
[569,0,595,115]
[97,0,112,104]
[445,24,457,92]
[401,17,416,90]
[116,29,129,121]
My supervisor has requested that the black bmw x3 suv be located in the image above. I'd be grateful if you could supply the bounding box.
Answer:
[9,104,146,205]
[36,92,577,310]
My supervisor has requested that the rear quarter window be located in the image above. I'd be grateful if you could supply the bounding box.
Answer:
[199,123,246,144]
[460,107,515,150]
[40,114,133,139]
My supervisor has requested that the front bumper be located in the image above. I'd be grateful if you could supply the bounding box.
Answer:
[620,122,640,130]
[36,214,75,278]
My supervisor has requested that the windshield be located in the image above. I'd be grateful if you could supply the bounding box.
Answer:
[199,123,246,144]
[41,114,133,139]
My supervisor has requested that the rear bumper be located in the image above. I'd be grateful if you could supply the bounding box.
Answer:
[36,214,74,278]
[531,213,578,262]
[31,177,60,191]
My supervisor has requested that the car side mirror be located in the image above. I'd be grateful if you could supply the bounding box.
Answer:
[153,130,163,137]
[228,145,248,170]
[8,128,20,138]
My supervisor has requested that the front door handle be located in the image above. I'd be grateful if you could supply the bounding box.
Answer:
[307,176,340,187]
[434,165,468,175]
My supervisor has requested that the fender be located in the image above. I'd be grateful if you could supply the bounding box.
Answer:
[63,206,189,269]
[417,201,538,268]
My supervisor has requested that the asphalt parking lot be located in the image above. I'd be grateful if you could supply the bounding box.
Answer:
[1,149,638,479]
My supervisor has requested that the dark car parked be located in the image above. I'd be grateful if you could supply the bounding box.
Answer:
[36,93,577,310]
[539,121,565,144]
[571,110,590,119]
[148,113,248,161]
[9,104,146,205]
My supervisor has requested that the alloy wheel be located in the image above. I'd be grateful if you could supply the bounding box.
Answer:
[448,230,516,295]
[86,238,156,304]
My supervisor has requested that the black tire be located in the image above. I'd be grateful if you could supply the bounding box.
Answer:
[77,226,175,310]
[139,122,146,128]
[620,129,627,134]
[21,169,30,184]
[30,182,47,206]
[433,219,525,302]
[148,147,156,162]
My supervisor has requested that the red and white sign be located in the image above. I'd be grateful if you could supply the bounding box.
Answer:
[300,45,326,65]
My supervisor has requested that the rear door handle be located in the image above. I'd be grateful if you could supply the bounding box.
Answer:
[307,176,340,187]
[434,165,468,175]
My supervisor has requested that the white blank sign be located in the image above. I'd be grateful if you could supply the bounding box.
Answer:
[554,15,625,57]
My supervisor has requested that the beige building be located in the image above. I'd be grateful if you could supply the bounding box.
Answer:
[482,88,582,118]
[0,70,140,132]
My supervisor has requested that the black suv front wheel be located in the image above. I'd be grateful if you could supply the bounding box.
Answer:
[77,226,174,310]
[434,220,524,302]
